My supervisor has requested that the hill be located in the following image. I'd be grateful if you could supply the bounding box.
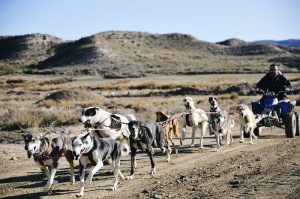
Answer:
[255,39,300,47]
[0,34,64,67]
[0,31,299,76]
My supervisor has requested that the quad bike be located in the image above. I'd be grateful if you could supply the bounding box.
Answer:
[251,90,300,138]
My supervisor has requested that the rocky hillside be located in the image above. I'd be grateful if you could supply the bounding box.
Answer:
[0,34,63,67]
[0,31,299,76]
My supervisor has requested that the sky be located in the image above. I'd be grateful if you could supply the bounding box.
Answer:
[0,0,299,42]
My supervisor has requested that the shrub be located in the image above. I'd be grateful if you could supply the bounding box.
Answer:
[38,77,73,86]
[129,81,157,90]
[0,65,16,74]
[2,108,79,131]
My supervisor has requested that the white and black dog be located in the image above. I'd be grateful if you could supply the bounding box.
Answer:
[79,107,136,155]
[72,132,125,197]
[24,131,75,194]
[208,97,222,113]
[208,96,222,136]
[126,121,171,180]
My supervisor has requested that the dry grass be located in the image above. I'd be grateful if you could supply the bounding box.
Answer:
[38,77,73,86]
[1,73,299,132]
[2,106,79,131]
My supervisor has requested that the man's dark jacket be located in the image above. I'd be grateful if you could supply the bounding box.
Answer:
[256,72,291,94]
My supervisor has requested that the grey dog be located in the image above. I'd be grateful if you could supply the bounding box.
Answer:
[210,110,233,151]
[24,131,75,194]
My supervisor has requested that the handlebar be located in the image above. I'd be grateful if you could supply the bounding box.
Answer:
[255,89,287,97]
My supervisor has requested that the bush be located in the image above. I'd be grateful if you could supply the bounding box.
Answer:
[0,65,16,74]
[38,77,73,86]
[2,108,78,131]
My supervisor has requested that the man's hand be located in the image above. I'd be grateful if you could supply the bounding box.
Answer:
[255,88,263,94]
[285,87,292,94]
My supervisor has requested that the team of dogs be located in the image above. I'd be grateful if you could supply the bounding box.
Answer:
[23,96,260,197]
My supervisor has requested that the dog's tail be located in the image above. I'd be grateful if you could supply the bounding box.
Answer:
[230,119,235,129]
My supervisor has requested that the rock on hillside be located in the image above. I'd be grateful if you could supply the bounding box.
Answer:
[0,34,64,66]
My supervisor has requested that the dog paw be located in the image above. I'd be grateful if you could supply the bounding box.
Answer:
[47,188,53,195]
[120,175,125,181]
[150,168,156,177]
[214,148,220,152]
[249,142,254,145]
[76,194,83,198]
[43,184,50,192]
[85,179,92,186]
[125,175,134,180]
[166,157,171,163]
[239,140,244,143]
[111,186,117,191]
[199,146,204,149]
[85,176,93,185]
[190,144,195,147]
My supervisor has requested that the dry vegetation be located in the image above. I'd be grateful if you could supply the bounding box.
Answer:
[1,31,300,198]
[0,73,299,134]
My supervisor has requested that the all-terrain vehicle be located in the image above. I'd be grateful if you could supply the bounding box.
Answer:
[251,90,300,138]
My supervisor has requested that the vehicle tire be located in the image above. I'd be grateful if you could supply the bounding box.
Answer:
[296,112,300,136]
[284,113,296,138]
[254,127,260,137]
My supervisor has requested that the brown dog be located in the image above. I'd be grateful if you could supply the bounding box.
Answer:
[156,111,183,148]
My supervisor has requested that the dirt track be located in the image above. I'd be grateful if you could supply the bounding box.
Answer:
[0,128,299,199]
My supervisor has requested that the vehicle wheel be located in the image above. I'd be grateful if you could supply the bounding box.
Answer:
[254,127,260,137]
[296,112,300,136]
[284,113,296,138]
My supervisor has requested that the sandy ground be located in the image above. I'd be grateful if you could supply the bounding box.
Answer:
[0,127,299,199]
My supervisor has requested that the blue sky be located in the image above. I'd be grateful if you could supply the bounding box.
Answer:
[0,0,299,42]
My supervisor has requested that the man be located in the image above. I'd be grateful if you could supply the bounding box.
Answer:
[256,64,292,100]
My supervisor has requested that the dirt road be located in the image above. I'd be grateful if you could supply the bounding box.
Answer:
[0,128,299,199]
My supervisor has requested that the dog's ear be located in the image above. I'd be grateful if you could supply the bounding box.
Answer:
[37,133,43,139]
[71,136,77,143]
[208,97,213,102]
[137,121,142,127]
[23,134,32,140]
[82,133,90,140]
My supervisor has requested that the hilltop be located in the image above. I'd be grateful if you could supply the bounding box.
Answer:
[0,31,299,76]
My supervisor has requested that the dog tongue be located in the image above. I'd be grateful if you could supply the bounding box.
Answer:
[84,122,92,129]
